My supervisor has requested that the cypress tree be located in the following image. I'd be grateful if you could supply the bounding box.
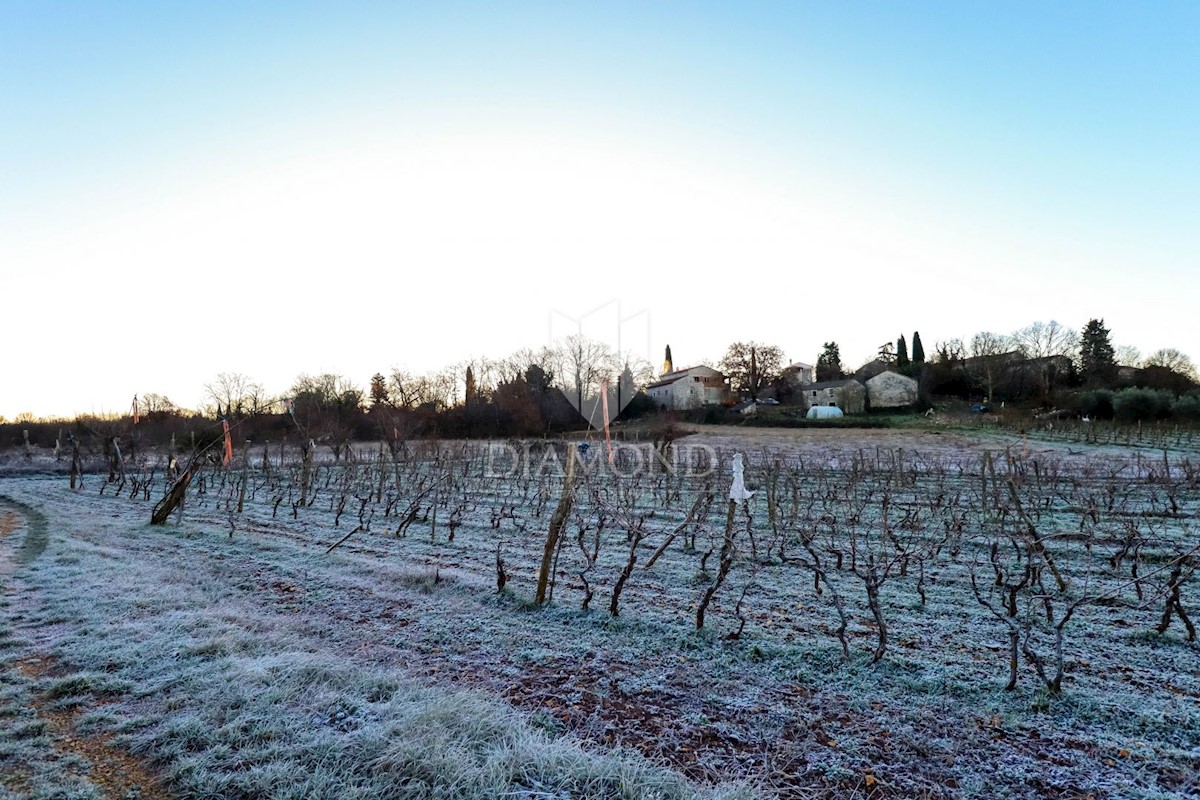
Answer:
[465,366,476,408]
[912,332,925,364]
[897,335,910,368]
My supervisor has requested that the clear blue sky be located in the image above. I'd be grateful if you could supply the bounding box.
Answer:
[3,2,1197,417]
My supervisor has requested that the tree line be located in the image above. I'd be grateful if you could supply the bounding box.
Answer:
[3,319,1198,454]
[714,320,1197,419]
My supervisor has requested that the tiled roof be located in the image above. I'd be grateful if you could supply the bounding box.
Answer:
[805,379,863,391]
[647,365,720,389]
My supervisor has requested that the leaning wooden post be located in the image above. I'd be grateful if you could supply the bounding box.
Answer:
[23,430,32,461]
[236,439,250,513]
[536,443,578,605]
[151,463,197,525]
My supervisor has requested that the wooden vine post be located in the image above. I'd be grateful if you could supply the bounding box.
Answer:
[536,443,578,605]
[236,439,250,513]
[696,499,738,629]
[300,439,313,507]
[376,441,386,503]
[69,442,81,490]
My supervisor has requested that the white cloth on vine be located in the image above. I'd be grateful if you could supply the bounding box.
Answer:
[729,453,755,504]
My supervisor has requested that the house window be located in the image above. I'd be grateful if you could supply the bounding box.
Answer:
[694,377,701,382]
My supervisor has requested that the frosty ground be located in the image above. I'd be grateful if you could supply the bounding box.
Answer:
[1,426,1197,799]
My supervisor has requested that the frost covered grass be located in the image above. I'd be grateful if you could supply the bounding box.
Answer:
[1,428,1199,799]
[0,488,752,800]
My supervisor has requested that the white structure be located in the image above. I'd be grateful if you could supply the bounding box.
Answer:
[806,405,844,419]
[729,453,755,503]
[646,365,727,410]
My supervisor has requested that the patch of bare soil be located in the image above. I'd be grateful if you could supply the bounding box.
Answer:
[15,655,175,800]
[443,653,972,799]
[1,499,173,800]
[0,510,20,537]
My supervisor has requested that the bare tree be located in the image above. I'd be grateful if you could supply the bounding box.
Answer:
[496,347,556,386]
[935,338,966,364]
[1143,348,1198,380]
[1114,344,1142,368]
[550,334,620,414]
[387,368,458,411]
[1012,320,1079,401]
[388,369,424,410]
[204,372,265,418]
[140,393,178,415]
[719,341,784,400]
[1012,320,1079,361]
[967,332,1013,405]
[289,373,363,459]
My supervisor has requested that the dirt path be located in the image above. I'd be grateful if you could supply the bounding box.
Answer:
[0,496,48,566]
[0,498,174,800]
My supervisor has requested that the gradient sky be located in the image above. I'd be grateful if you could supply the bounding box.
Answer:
[3,2,1198,418]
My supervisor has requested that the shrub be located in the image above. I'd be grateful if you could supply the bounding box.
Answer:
[1170,392,1200,422]
[1112,387,1172,422]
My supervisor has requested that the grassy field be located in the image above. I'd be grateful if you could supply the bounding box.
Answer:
[1,427,1198,799]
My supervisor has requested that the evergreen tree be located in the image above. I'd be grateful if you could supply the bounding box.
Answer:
[896,334,910,368]
[749,347,758,396]
[464,365,476,407]
[369,373,389,408]
[1079,319,1117,388]
[816,342,843,382]
[912,332,925,364]
[618,365,635,412]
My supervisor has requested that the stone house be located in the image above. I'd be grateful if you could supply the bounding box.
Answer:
[866,370,919,409]
[782,361,815,385]
[802,379,866,414]
[647,366,728,410]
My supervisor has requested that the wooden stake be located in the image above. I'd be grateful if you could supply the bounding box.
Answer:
[236,439,249,513]
[536,444,577,605]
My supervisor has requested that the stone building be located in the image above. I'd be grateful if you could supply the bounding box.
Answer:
[801,379,866,414]
[866,370,919,409]
[647,365,728,410]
